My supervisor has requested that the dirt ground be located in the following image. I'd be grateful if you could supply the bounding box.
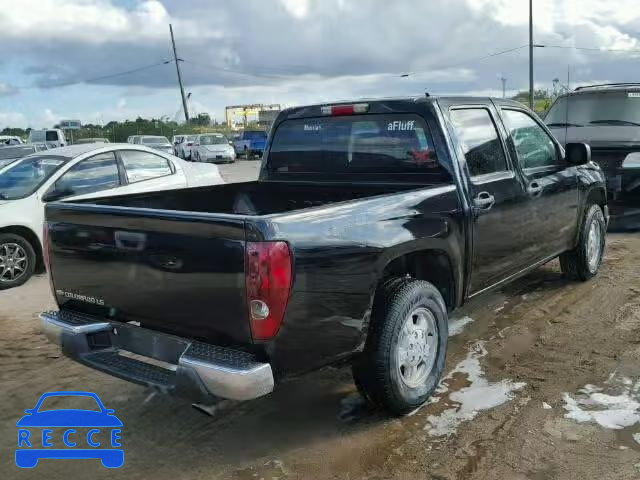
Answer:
[1,232,640,479]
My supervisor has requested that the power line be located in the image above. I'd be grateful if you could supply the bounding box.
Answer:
[399,45,528,78]
[535,44,640,54]
[24,60,173,89]
[180,59,290,80]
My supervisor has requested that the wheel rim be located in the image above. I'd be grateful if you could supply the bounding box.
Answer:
[0,243,28,283]
[396,307,438,388]
[586,219,602,273]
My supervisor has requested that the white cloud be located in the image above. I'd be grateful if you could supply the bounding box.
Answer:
[41,108,61,125]
[4,0,640,127]
[0,111,28,128]
[0,0,219,44]
[0,83,19,96]
[279,0,310,19]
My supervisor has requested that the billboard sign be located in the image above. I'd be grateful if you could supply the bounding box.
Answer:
[59,120,82,130]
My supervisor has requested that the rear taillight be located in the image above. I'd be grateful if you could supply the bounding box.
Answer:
[320,103,369,116]
[245,241,292,341]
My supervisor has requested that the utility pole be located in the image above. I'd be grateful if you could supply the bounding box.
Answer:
[169,24,190,123]
[529,0,534,109]
[500,75,507,98]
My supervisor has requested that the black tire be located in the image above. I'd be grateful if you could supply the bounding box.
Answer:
[0,233,36,290]
[353,278,448,415]
[560,204,606,281]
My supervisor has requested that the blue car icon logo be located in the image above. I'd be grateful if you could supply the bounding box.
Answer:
[16,391,123,468]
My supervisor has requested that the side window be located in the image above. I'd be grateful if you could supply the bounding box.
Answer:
[502,109,558,169]
[119,150,173,183]
[55,152,120,196]
[449,108,509,177]
[45,131,58,142]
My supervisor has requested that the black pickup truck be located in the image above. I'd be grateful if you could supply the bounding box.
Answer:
[41,97,608,414]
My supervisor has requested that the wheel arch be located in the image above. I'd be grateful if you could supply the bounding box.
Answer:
[379,249,457,311]
[0,225,44,273]
[586,186,607,211]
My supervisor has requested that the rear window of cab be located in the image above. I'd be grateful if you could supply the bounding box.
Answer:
[267,114,450,178]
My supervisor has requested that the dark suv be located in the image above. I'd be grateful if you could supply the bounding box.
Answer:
[545,83,640,229]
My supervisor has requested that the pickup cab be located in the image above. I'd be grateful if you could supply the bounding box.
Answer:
[41,97,608,415]
[233,130,268,158]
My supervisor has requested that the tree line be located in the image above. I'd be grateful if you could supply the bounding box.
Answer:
[1,114,267,143]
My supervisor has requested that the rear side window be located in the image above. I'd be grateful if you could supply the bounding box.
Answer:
[268,114,447,176]
[449,108,508,177]
[56,152,120,196]
[119,150,173,183]
[45,131,58,141]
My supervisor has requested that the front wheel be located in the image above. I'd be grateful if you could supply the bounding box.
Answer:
[0,233,36,290]
[560,204,606,281]
[353,278,448,415]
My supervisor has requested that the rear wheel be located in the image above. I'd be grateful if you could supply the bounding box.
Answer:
[0,233,36,290]
[353,278,448,415]
[560,204,606,281]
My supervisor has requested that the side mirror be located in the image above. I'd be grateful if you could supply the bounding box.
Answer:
[42,186,72,202]
[565,142,592,166]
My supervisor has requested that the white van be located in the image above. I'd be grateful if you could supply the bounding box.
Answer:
[27,129,66,147]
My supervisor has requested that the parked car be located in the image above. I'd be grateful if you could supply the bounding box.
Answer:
[27,129,66,148]
[0,135,23,145]
[192,133,236,163]
[40,97,606,415]
[171,135,186,155]
[175,135,197,160]
[233,130,267,158]
[0,144,48,168]
[545,83,640,230]
[0,143,224,289]
[139,136,173,155]
[74,138,110,145]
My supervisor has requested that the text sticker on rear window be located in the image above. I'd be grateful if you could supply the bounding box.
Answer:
[303,124,321,132]
[388,120,416,131]
[628,92,640,98]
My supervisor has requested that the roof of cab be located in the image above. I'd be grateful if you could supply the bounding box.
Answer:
[42,143,130,158]
[280,96,528,116]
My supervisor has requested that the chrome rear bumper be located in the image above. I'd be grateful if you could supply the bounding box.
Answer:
[40,310,274,402]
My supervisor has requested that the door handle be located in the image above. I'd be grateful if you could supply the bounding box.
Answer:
[473,191,495,211]
[527,181,543,197]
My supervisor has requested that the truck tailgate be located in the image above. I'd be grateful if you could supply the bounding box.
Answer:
[45,203,252,345]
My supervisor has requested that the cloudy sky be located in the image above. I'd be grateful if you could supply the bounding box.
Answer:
[1,0,639,128]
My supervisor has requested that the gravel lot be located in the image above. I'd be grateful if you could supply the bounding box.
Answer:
[1,161,639,479]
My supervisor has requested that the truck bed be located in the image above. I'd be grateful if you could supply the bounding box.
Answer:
[45,180,430,351]
[85,180,421,216]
